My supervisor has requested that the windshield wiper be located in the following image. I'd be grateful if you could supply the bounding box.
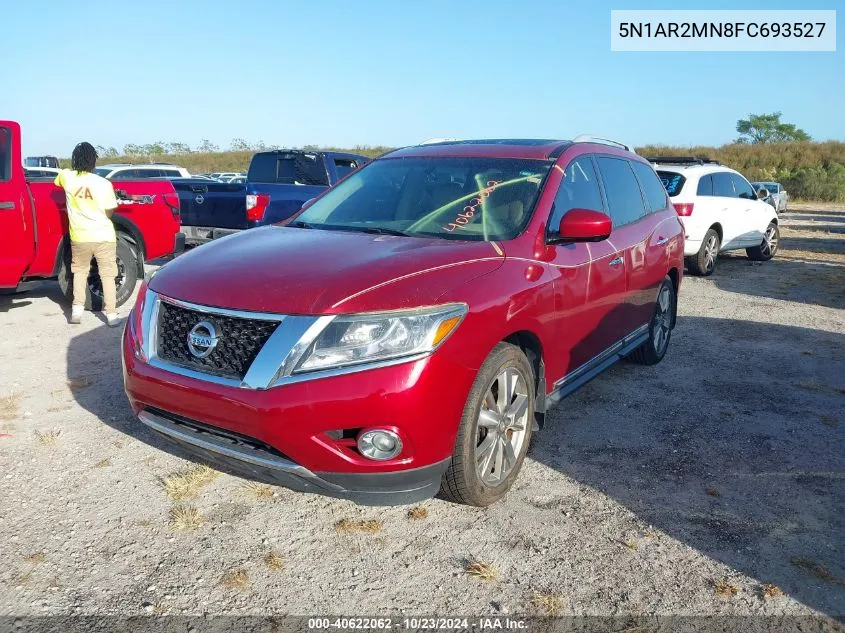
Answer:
[354,226,412,237]
[288,220,317,229]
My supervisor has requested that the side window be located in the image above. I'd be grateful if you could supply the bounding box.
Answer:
[596,156,647,227]
[730,174,756,200]
[0,127,10,182]
[295,154,329,186]
[631,161,669,213]
[163,170,182,178]
[712,172,735,198]
[697,175,714,196]
[548,156,604,230]
[334,159,358,179]
[111,169,134,180]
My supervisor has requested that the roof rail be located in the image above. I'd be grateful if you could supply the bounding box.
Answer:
[645,156,720,166]
[572,135,632,152]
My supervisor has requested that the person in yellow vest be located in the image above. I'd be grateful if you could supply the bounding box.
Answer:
[54,142,120,326]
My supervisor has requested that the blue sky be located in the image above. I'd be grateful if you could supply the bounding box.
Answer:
[2,0,842,155]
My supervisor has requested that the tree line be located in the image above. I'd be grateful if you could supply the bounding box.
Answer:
[71,113,842,201]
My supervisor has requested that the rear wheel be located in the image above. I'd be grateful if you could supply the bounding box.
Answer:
[440,343,534,507]
[746,223,779,262]
[686,228,720,276]
[630,276,675,366]
[58,236,140,310]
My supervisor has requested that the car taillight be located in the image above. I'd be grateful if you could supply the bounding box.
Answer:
[246,194,270,222]
[673,202,694,216]
[163,192,181,221]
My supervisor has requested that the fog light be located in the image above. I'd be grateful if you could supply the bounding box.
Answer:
[357,429,402,461]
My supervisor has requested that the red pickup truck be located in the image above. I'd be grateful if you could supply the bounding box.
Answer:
[0,121,184,309]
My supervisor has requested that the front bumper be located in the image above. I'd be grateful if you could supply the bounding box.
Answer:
[137,408,449,505]
[122,311,477,505]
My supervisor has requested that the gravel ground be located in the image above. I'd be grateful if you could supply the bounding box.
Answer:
[0,213,843,622]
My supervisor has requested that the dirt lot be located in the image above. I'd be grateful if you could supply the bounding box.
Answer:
[1,210,843,621]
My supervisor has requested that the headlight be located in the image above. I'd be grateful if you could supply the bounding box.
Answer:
[290,304,467,374]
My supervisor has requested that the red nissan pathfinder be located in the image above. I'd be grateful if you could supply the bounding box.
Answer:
[122,138,684,506]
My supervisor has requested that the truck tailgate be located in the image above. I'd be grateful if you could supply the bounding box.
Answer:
[172,179,247,230]
[247,182,326,225]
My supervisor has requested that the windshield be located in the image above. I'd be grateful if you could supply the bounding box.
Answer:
[94,168,111,177]
[753,182,777,191]
[293,157,552,241]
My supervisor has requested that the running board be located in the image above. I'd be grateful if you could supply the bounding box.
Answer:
[547,326,649,405]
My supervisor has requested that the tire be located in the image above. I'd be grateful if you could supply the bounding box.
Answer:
[746,222,779,262]
[686,228,720,276]
[58,236,140,311]
[629,276,675,366]
[440,343,535,507]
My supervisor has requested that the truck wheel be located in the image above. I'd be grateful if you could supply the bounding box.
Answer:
[440,343,534,507]
[58,237,139,311]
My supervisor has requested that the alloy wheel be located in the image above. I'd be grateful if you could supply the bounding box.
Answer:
[704,235,718,272]
[475,367,530,486]
[653,285,673,354]
[760,226,778,258]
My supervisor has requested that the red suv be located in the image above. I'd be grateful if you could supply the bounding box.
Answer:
[122,138,684,506]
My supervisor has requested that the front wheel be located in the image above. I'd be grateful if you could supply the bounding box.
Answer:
[440,343,534,507]
[58,237,140,310]
[630,276,676,366]
[746,222,779,261]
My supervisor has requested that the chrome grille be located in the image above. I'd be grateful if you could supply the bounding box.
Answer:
[156,301,280,380]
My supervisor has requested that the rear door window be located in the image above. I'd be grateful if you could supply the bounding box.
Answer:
[333,159,358,179]
[0,127,10,182]
[248,153,329,186]
[596,156,647,227]
[697,175,714,196]
[631,161,669,213]
[656,170,685,197]
[730,173,756,200]
[549,156,604,232]
[712,172,735,197]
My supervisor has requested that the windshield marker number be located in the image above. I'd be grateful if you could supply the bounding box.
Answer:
[443,181,500,232]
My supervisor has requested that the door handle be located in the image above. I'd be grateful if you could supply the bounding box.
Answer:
[609,257,623,267]
[0,201,15,210]
[656,236,669,245]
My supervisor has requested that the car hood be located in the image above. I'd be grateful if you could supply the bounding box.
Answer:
[150,226,504,314]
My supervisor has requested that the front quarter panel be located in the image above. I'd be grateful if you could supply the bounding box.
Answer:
[435,257,557,384]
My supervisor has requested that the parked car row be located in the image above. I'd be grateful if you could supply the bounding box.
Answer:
[5,121,784,509]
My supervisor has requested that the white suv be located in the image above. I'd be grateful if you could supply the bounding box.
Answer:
[94,163,191,180]
[650,157,779,275]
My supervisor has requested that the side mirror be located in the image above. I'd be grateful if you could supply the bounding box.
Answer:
[550,208,612,243]
[757,188,769,200]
